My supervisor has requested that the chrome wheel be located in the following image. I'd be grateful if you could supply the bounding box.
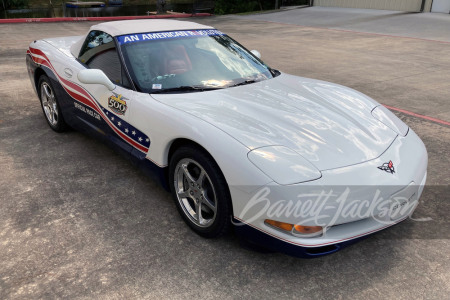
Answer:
[174,158,217,228]
[40,81,59,126]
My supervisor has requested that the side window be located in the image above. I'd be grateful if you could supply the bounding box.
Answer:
[78,30,130,88]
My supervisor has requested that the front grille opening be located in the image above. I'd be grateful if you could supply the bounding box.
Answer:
[305,244,340,256]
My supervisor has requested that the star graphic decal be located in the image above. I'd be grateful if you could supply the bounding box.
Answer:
[96,105,149,150]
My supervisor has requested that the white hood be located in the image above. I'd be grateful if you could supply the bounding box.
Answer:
[152,74,397,170]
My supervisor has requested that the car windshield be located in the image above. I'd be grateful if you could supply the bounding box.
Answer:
[118,29,276,93]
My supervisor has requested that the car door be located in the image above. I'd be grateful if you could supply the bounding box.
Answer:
[73,30,150,156]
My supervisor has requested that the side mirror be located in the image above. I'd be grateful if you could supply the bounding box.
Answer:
[78,69,115,91]
[251,50,261,59]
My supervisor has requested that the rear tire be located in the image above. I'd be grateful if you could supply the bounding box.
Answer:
[38,75,68,132]
[169,146,232,238]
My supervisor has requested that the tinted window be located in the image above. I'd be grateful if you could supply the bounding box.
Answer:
[79,30,130,87]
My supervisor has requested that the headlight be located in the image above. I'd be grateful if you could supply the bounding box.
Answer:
[372,105,409,136]
[247,146,322,185]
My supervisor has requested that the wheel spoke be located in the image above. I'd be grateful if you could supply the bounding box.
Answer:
[178,190,190,199]
[43,84,52,99]
[182,163,196,185]
[196,201,203,224]
[47,103,54,122]
[202,193,216,212]
[41,90,48,105]
[52,104,58,121]
[196,169,206,186]
[49,110,54,123]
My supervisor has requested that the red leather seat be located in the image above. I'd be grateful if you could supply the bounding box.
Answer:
[164,45,192,75]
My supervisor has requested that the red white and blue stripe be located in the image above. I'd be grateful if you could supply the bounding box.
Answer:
[27,47,150,153]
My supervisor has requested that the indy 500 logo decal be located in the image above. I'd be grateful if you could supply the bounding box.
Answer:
[108,93,128,115]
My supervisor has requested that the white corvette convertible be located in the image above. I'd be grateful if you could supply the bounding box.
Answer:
[26,19,428,257]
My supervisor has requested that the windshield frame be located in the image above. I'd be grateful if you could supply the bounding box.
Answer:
[116,29,278,94]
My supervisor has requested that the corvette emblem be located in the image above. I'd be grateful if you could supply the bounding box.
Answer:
[378,160,395,174]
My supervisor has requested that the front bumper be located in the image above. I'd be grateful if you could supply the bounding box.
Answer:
[232,128,428,257]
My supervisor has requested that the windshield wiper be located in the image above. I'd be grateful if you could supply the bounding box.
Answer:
[151,85,223,94]
[228,79,258,88]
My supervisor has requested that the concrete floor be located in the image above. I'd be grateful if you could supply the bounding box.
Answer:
[241,6,450,42]
[1,9,449,299]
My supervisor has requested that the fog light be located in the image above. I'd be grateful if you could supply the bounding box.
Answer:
[264,219,293,232]
[293,225,323,237]
[264,219,323,238]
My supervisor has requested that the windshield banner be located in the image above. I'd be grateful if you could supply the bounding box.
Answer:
[117,29,224,45]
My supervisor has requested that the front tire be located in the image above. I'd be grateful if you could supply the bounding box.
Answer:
[169,146,232,238]
[38,75,68,132]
